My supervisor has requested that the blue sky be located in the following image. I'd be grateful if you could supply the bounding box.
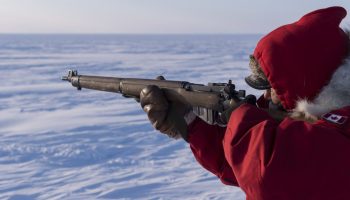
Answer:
[1,0,349,34]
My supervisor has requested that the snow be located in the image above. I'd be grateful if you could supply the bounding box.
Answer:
[0,34,261,199]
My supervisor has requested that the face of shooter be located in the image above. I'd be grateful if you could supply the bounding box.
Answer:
[264,88,281,105]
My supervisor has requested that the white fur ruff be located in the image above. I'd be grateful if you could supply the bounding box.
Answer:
[294,57,350,119]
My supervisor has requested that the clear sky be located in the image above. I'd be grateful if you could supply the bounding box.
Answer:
[1,0,349,34]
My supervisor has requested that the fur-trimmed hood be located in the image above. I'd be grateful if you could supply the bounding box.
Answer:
[253,7,350,122]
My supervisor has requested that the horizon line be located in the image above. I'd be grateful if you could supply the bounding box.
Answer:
[0,32,264,35]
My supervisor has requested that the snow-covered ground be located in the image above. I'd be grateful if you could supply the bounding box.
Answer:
[0,34,261,200]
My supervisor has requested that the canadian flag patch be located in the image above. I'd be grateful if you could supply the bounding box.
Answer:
[322,113,348,124]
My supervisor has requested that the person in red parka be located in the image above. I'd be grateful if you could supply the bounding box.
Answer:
[140,6,350,200]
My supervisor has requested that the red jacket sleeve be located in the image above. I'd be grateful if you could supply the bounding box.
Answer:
[188,117,239,186]
[189,104,350,200]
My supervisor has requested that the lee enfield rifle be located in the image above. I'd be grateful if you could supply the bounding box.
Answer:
[62,70,247,125]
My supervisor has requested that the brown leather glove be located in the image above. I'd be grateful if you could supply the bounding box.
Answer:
[140,85,192,141]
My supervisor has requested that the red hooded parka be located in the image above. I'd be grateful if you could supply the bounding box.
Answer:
[188,7,350,200]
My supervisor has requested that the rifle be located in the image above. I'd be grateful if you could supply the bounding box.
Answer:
[62,70,246,125]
